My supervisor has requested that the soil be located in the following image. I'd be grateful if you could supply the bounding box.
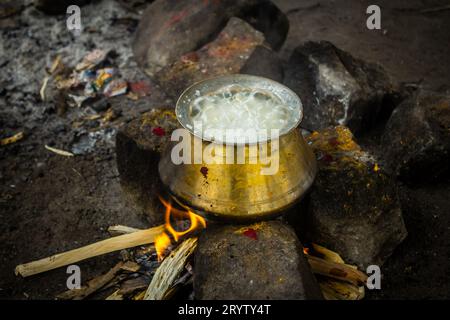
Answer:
[0,0,449,299]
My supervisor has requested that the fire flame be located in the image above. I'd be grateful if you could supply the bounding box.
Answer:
[155,196,207,261]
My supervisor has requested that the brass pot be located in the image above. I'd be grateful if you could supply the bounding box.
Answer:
[158,74,317,221]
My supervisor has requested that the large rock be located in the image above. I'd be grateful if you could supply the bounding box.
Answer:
[284,41,400,135]
[301,126,407,269]
[115,108,180,225]
[241,45,284,82]
[132,0,288,77]
[194,221,323,300]
[154,17,265,99]
[381,91,450,184]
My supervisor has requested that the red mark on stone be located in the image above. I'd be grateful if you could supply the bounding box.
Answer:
[328,137,340,146]
[152,127,165,136]
[164,10,188,29]
[321,154,334,163]
[243,228,258,240]
[181,52,199,63]
[130,80,152,97]
[200,166,208,179]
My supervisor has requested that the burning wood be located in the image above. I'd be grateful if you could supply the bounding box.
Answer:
[144,237,198,300]
[155,196,206,261]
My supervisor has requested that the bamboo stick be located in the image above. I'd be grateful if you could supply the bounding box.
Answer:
[15,225,164,277]
[144,237,197,300]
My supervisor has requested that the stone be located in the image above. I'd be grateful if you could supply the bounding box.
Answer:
[34,0,90,15]
[154,17,264,99]
[381,91,450,184]
[241,45,284,82]
[115,108,180,226]
[132,0,288,77]
[194,221,323,300]
[235,0,288,51]
[284,41,400,135]
[301,126,407,269]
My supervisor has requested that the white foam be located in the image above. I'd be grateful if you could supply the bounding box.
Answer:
[189,84,299,143]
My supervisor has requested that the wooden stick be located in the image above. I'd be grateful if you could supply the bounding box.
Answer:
[57,261,126,300]
[319,279,365,300]
[105,290,124,300]
[44,145,74,157]
[15,225,164,277]
[107,225,142,236]
[144,237,197,300]
[311,243,345,264]
[306,255,368,286]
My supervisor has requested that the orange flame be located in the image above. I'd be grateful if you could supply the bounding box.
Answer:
[155,196,207,261]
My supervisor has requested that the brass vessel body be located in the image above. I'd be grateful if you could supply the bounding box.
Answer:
[158,74,317,221]
[159,130,317,221]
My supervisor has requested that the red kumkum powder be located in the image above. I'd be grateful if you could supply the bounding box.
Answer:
[243,228,258,240]
[152,127,165,136]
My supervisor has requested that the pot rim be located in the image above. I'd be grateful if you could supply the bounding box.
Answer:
[175,74,303,145]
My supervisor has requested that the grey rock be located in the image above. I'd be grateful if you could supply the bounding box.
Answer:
[34,0,90,15]
[381,91,450,184]
[115,108,180,226]
[194,221,323,300]
[241,45,284,82]
[154,17,264,99]
[132,0,288,77]
[301,126,407,269]
[284,41,399,135]
[91,98,111,112]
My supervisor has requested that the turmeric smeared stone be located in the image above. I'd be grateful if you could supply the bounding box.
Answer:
[154,17,265,99]
[194,221,323,300]
[234,223,261,240]
[132,0,288,77]
[116,108,180,225]
[298,126,407,269]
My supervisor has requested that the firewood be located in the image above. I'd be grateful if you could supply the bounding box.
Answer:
[57,261,130,300]
[311,243,345,264]
[133,290,146,300]
[144,237,197,300]
[105,290,124,300]
[117,277,150,296]
[15,225,164,277]
[306,255,368,286]
[319,279,365,300]
[107,225,142,236]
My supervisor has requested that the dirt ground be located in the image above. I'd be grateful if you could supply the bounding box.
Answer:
[1,0,449,299]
